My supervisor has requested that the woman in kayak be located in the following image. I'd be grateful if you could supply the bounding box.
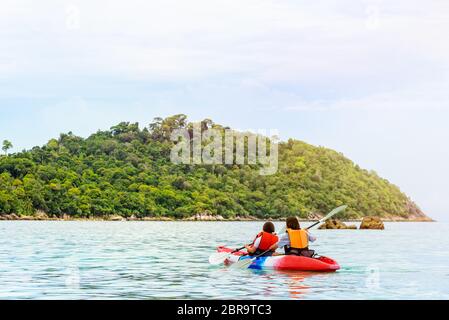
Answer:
[245,222,279,257]
[276,217,317,257]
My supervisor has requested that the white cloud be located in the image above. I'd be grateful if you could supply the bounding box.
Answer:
[1,0,449,86]
[284,81,449,112]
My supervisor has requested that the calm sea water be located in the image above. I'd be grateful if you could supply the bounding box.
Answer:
[0,221,448,300]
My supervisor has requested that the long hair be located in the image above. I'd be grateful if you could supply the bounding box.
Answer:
[286,217,300,230]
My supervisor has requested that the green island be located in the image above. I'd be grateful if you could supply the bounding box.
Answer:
[0,115,430,221]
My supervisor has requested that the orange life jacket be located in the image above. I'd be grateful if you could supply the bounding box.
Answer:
[287,229,309,249]
[254,232,279,251]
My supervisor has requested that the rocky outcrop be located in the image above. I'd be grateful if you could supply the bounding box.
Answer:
[318,219,357,230]
[0,213,20,220]
[141,216,174,221]
[108,215,126,221]
[185,212,225,221]
[34,211,49,220]
[0,211,52,220]
[234,216,258,221]
[360,216,385,230]
[403,199,433,221]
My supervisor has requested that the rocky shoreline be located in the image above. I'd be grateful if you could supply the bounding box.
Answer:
[0,212,435,222]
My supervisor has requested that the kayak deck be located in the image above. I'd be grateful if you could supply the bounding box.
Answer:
[217,246,340,272]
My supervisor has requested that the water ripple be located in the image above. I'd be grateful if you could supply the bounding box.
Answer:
[0,221,448,299]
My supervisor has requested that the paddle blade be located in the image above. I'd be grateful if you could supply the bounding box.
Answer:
[321,205,348,222]
[208,252,230,265]
[230,257,254,269]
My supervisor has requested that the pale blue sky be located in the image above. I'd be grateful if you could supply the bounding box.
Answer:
[1,0,448,220]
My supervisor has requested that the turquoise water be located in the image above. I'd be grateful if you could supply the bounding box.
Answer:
[0,221,448,300]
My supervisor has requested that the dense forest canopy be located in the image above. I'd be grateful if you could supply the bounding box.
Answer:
[0,114,426,220]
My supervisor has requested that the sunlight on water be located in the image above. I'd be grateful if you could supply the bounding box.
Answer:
[0,221,448,300]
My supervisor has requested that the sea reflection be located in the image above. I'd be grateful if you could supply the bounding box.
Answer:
[278,271,312,299]
[248,268,340,299]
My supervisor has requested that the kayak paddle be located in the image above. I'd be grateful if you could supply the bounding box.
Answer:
[306,205,348,230]
[208,246,246,265]
[231,205,348,269]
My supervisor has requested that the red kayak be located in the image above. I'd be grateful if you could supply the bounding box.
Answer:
[217,246,340,272]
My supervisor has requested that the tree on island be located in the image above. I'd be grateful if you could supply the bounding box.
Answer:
[0,116,427,220]
[2,140,12,155]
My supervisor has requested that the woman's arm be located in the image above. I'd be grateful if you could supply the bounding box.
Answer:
[307,231,317,242]
[276,233,290,248]
[245,236,261,254]
[245,244,257,254]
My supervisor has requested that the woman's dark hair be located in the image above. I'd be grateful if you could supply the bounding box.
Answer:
[286,217,300,230]
[263,222,275,234]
